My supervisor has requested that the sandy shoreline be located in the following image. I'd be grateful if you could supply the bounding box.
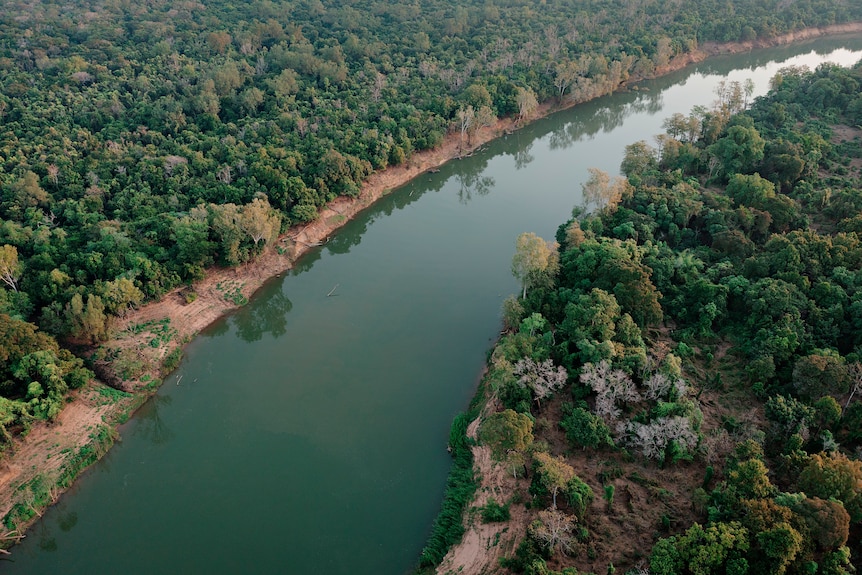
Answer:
[1,21,861,552]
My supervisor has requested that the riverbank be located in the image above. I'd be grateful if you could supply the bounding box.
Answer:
[1,22,861,552]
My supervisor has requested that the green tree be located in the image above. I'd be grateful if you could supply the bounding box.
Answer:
[651,522,750,575]
[533,452,576,509]
[620,141,658,184]
[240,197,281,247]
[708,124,765,179]
[98,278,144,317]
[0,244,21,292]
[65,293,109,344]
[560,406,613,450]
[798,452,862,523]
[511,232,557,299]
[754,523,802,575]
[792,353,850,400]
[725,173,775,209]
[479,409,534,460]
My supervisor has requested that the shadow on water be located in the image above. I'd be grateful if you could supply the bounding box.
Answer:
[231,289,293,342]
[268,39,862,281]
[695,34,862,76]
[497,34,862,161]
[130,393,173,445]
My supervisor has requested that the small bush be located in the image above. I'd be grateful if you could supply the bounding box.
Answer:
[480,498,511,522]
[161,348,183,375]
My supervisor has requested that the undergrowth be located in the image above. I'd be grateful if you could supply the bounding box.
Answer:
[417,409,479,568]
[2,425,116,535]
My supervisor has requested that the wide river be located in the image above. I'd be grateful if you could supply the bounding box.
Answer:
[6,36,862,575]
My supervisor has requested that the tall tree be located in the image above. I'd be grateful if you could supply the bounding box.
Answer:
[513,357,567,409]
[479,409,534,460]
[511,232,557,299]
[0,245,21,292]
[533,452,575,509]
[516,87,538,124]
[240,197,281,246]
[581,167,631,212]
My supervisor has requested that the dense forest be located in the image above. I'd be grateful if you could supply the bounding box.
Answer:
[2,0,862,443]
[426,61,862,574]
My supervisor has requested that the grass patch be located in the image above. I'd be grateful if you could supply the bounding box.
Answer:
[417,410,479,568]
[216,281,248,306]
[480,497,511,523]
[2,425,116,534]
[161,347,183,375]
[95,385,132,404]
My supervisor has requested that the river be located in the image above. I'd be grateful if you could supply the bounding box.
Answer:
[5,36,862,575]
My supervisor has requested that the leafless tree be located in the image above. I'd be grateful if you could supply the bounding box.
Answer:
[529,509,578,555]
[370,72,386,102]
[845,363,862,411]
[46,163,59,186]
[456,105,474,155]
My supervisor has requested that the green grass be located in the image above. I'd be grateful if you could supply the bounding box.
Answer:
[161,348,184,375]
[2,425,116,533]
[216,281,248,306]
[95,385,132,404]
[417,410,479,568]
[480,497,511,523]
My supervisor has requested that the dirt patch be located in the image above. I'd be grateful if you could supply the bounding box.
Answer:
[0,383,123,528]
[438,402,529,575]
[831,124,862,144]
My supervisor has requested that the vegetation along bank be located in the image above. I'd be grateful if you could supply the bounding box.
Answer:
[428,58,862,575]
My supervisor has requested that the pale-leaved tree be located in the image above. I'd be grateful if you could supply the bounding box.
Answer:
[644,373,688,402]
[624,416,699,461]
[0,245,21,292]
[511,232,558,299]
[581,167,631,213]
[516,86,538,124]
[529,509,578,555]
[514,357,567,409]
[533,452,575,509]
[580,360,641,423]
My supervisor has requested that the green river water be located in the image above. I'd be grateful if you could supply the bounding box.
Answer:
[5,36,862,575]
